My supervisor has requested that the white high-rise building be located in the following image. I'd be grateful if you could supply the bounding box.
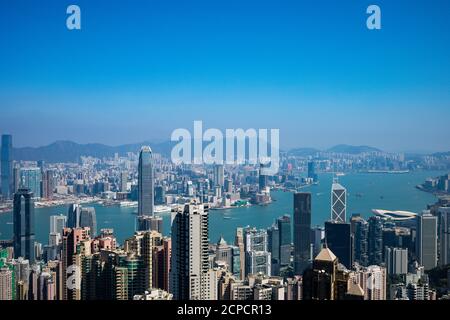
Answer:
[138,146,154,216]
[170,201,216,300]
[50,214,67,235]
[331,180,346,223]
[352,265,387,300]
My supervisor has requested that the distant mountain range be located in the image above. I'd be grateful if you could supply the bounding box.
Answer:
[287,145,381,157]
[325,144,382,154]
[432,151,450,157]
[12,141,388,163]
[13,140,174,163]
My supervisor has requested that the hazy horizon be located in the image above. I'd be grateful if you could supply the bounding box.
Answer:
[1,137,447,155]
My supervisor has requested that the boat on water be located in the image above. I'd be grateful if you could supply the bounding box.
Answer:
[223,216,232,220]
[119,201,138,208]
[154,206,172,213]
[130,205,172,215]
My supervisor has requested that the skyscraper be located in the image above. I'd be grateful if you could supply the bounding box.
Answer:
[417,212,438,270]
[154,185,165,205]
[67,204,81,229]
[352,215,369,267]
[302,247,338,300]
[1,134,13,199]
[258,164,269,191]
[368,216,383,266]
[138,146,154,216]
[307,161,318,183]
[234,228,245,280]
[170,201,216,300]
[331,180,346,223]
[137,215,163,233]
[352,265,387,300]
[50,214,67,235]
[213,164,224,189]
[267,224,280,275]
[19,168,42,199]
[385,247,408,275]
[438,207,450,266]
[243,228,271,276]
[311,226,325,258]
[294,193,311,275]
[124,230,163,295]
[215,236,233,270]
[42,170,55,199]
[61,227,90,300]
[0,267,13,300]
[79,207,97,237]
[13,188,36,263]
[12,164,20,194]
[277,215,292,267]
[120,171,128,192]
[325,221,352,269]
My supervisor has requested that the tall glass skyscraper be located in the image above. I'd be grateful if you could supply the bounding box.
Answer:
[13,188,35,263]
[67,203,81,228]
[267,224,280,275]
[307,161,318,182]
[80,207,97,237]
[277,215,292,267]
[324,220,352,269]
[331,180,347,223]
[352,215,369,267]
[138,146,154,216]
[19,167,42,199]
[213,164,224,189]
[1,134,13,199]
[368,216,383,266]
[294,192,312,275]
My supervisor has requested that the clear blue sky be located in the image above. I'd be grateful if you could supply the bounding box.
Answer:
[0,0,449,152]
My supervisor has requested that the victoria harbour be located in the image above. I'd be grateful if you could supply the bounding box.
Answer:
[0,171,444,245]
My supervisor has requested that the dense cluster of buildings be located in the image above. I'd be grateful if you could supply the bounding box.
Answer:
[1,134,450,301]
[421,173,450,194]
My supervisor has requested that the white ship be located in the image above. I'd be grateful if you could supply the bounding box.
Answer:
[119,201,138,208]
[154,205,172,213]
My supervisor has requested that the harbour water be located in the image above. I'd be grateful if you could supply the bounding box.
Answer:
[0,171,445,245]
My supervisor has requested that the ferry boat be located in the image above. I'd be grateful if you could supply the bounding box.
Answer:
[154,206,172,213]
[119,201,138,208]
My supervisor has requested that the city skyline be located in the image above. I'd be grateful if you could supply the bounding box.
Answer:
[0,0,450,305]
[0,0,449,152]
